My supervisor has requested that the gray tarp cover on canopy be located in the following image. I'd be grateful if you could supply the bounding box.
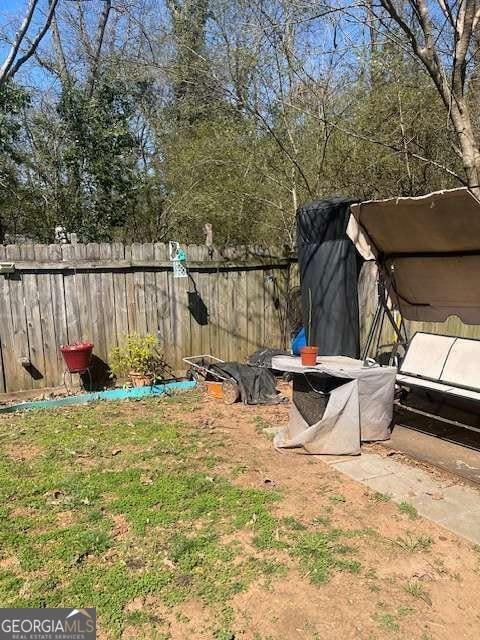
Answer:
[348,188,480,324]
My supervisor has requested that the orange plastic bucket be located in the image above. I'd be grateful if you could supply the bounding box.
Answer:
[206,381,224,399]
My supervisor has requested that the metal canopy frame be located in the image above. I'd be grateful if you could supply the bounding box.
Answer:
[361,268,409,364]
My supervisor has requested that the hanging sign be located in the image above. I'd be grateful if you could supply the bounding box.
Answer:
[169,241,188,278]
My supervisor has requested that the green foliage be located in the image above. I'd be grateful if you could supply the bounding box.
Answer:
[0,1,472,249]
[0,82,30,239]
[55,80,139,240]
[108,333,172,381]
[0,82,29,154]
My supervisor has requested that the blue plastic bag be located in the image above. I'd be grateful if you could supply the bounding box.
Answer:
[291,327,306,355]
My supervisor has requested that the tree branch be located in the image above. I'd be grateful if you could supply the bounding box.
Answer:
[85,0,112,99]
[0,0,38,86]
[2,0,60,86]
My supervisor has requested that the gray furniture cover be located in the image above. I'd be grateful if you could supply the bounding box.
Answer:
[271,356,396,454]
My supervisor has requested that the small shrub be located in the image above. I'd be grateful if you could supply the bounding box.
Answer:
[108,333,172,381]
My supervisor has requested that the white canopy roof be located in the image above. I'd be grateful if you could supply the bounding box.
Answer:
[348,188,480,324]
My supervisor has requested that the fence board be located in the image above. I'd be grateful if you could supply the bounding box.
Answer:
[198,247,213,355]
[264,269,276,348]
[112,243,129,344]
[247,266,264,353]
[5,245,32,390]
[124,244,137,334]
[0,245,12,392]
[62,244,81,344]
[99,243,117,360]
[154,243,173,363]
[73,243,93,345]
[85,244,106,361]
[187,245,205,358]
[34,244,57,387]
[235,269,249,361]
[48,244,68,385]
[0,242,295,392]
[207,266,220,358]
[142,243,158,337]
[20,245,45,389]
[132,243,147,337]
[217,270,230,361]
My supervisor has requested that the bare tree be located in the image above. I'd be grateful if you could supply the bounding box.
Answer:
[0,0,60,87]
[366,0,480,195]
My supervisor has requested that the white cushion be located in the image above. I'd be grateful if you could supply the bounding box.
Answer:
[440,338,480,391]
[400,332,456,380]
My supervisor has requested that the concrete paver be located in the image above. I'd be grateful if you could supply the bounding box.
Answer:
[329,452,480,544]
[331,455,400,480]
[436,509,480,544]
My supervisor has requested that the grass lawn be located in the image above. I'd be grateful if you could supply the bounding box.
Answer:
[0,390,479,639]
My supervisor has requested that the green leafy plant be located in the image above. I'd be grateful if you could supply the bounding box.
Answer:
[108,334,173,382]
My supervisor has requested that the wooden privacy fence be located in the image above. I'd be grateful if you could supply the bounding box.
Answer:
[0,243,297,393]
[2,245,479,395]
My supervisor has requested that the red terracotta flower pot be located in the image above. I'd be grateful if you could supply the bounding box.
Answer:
[300,345,318,367]
[60,342,93,373]
[128,371,153,387]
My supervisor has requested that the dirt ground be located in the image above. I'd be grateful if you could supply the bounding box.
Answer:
[158,385,480,640]
[1,383,480,640]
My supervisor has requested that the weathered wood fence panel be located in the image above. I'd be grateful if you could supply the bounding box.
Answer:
[3,245,475,395]
[0,243,295,393]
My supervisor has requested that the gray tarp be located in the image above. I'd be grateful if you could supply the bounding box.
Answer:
[348,188,480,324]
[271,356,396,454]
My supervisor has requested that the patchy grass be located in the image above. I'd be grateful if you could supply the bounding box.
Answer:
[292,529,362,584]
[398,501,418,520]
[370,491,391,503]
[394,533,433,553]
[404,581,431,604]
[0,396,368,637]
[0,392,472,639]
[254,416,271,434]
[376,611,400,632]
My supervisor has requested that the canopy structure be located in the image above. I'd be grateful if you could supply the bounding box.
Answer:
[348,188,480,324]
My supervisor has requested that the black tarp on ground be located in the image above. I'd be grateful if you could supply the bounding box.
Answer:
[210,362,287,405]
[297,198,362,358]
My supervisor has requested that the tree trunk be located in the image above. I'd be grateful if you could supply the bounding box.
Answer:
[450,98,480,197]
